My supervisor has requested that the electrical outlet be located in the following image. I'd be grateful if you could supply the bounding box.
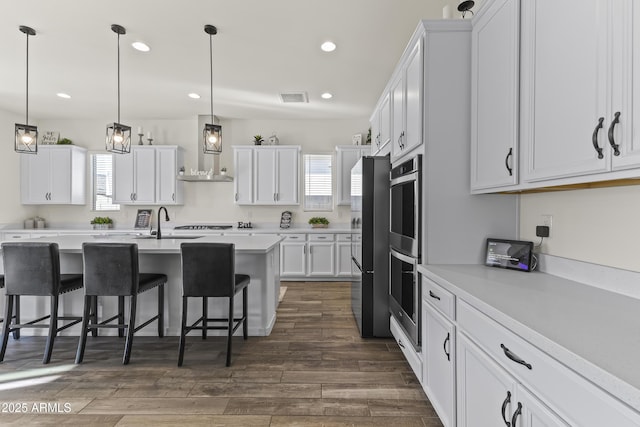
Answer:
[541,214,553,228]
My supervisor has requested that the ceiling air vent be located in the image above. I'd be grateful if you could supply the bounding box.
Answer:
[279,92,308,103]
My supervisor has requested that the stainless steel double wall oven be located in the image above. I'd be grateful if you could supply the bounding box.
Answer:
[389,155,422,350]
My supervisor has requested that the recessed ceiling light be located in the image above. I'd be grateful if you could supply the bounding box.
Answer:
[132,41,150,52]
[320,41,336,52]
[56,93,71,99]
[188,93,201,99]
[321,92,333,99]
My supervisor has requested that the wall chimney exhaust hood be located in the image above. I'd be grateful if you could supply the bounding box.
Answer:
[177,114,233,182]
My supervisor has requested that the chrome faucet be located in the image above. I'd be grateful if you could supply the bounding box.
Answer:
[156,206,170,239]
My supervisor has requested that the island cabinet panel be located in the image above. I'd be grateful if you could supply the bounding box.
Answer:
[21,145,86,205]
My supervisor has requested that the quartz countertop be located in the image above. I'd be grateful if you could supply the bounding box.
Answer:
[417,264,640,411]
[0,224,352,234]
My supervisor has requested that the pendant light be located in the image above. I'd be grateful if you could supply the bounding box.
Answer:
[203,24,222,154]
[105,24,131,154]
[15,25,38,154]
[458,0,475,18]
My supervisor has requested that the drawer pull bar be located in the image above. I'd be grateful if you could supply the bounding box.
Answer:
[429,290,441,301]
[608,111,621,156]
[501,391,511,426]
[511,402,522,427]
[443,332,450,361]
[397,339,405,349]
[500,344,532,370]
[592,117,605,159]
[505,147,513,176]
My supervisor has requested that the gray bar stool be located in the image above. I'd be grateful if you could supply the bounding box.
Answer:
[75,242,166,365]
[0,242,83,364]
[0,275,18,339]
[178,243,250,367]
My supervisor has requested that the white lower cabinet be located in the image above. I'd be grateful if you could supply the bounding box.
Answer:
[280,233,351,280]
[335,234,353,277]
[307,234,335,277]
[280,234,306,277]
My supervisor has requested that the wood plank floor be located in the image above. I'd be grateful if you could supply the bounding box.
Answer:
[0,282,443,426]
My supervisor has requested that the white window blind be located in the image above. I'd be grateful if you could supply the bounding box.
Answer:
[304,154,333,211]
[92,153,120,211]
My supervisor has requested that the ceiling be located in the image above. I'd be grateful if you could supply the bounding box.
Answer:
[0,0,466,122]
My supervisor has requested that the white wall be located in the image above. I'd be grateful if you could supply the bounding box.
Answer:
[519,186,640,272]
[4,111,368,229]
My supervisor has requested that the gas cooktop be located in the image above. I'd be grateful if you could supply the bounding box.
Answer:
[174,225,233,230]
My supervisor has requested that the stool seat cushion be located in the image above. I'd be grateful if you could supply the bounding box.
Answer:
[59,274,83,294]
[138,273,169,293]
[235,274,250,293]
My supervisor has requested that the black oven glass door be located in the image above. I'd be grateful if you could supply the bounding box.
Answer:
[390,179,416,240]
[389,247,420,348]
[389,156,421,258]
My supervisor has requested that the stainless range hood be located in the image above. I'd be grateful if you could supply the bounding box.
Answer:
[177,115,233,182]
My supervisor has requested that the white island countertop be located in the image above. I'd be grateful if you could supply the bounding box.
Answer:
[418,264,640,412]
[0,233,283,254]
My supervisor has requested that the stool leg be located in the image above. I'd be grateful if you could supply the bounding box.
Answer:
[118,296,125,338]
[43,296,59,364]
[75,295,92,364]
[243,287,248,340]
[226,295,234,367]
[157,284,164,338]
[177,296,188,367]
[202,297,207,340]
[0,296,14,362]
[123,295,137,365]
[13,296,20,340]
[90,296,98,337]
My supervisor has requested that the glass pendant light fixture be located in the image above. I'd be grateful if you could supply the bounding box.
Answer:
[15,25,38,154]
[458,0,475,18]
[203,24,222,154]
[105,24,131,154]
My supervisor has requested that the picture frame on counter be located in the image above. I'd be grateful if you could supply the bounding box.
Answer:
[280,211,292,229]
[134,209,152,229]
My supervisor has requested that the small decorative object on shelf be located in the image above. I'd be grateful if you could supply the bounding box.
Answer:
[366,128,372,145]
[137,126,144,145]
[267,131,279,145]
[41,131,60,145]
[57,137,73,145]
[308,217,329,228]
[253,135,263,145]
[91,216,113,230]
[146,131,153,145]
[220,167,227,175]
[179,166,185,176]
[352,133,362,145]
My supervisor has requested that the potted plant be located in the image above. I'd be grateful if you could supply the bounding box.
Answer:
[90,216,113,230]
[57,137,73,145]
[253,135,264,145]
[308,217,330,228]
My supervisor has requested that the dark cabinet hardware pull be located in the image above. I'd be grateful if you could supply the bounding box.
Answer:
[501,391,511,426]
[443,332,450,361]
[500,344,532,370]
[429,290,441,300]
[505,147,513,176]
[592,117,605,159]
[608,111,621,156]
[397,339,405,349]
[511,402,522,427]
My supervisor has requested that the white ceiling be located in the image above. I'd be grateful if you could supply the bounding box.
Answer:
[0,0,466,122]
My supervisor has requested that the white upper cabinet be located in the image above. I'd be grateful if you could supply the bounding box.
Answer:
[113,146,183,205]
[233,146,300,205]
[21,145,86,205]
[470,0,520,192]
[370,92,391,156]
[335,145,369,206]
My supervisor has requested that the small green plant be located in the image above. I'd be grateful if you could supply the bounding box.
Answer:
[253,135,264,145]
[308,217,329,225]
[57,137,73,145]
[90,216,113,225]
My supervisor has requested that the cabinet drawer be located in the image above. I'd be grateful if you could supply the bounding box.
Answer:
[336,234,352,242]
[422,277,455,320]
[390,315,422,379]
[281,233,306,241]
[308,233,334,242]
[458,299,640,427]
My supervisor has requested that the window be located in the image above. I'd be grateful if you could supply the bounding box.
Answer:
[92,153,120,211]
[304,154,333,211]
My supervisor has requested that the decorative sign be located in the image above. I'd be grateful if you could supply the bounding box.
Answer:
[280,211,292,229]
[41,131,59,145]
[134,209,152,229]
[352,133,362,145]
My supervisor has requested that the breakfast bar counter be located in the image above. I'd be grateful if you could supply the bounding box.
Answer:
[0,234,283,337]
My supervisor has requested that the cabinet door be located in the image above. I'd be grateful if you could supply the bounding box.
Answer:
[234,147,253,204]
[457,333,517,427]
[403,39,423,155]
[254,149,277,204]
[336,147,364,205]
[335,241,352,277]
[48,148,72,203]
[275,148,299,204]
[521,0,608,181]
[132,148,156,204]
[379,92,392,151]
[307,242,335,277]
[422,304,455,427]
[391,74,404,159]
[112,152,135,203]
[370,108,381,155]
[280,242,306,277]
[514,386,568,427]
[22,150,51,204]
[156,147,179,204]
[471,0,520,190]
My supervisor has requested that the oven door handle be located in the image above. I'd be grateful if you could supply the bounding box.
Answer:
[390,171,419,187]
[390,247,418,265]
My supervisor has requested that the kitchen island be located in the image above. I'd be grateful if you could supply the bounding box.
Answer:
[0,234,282,337]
